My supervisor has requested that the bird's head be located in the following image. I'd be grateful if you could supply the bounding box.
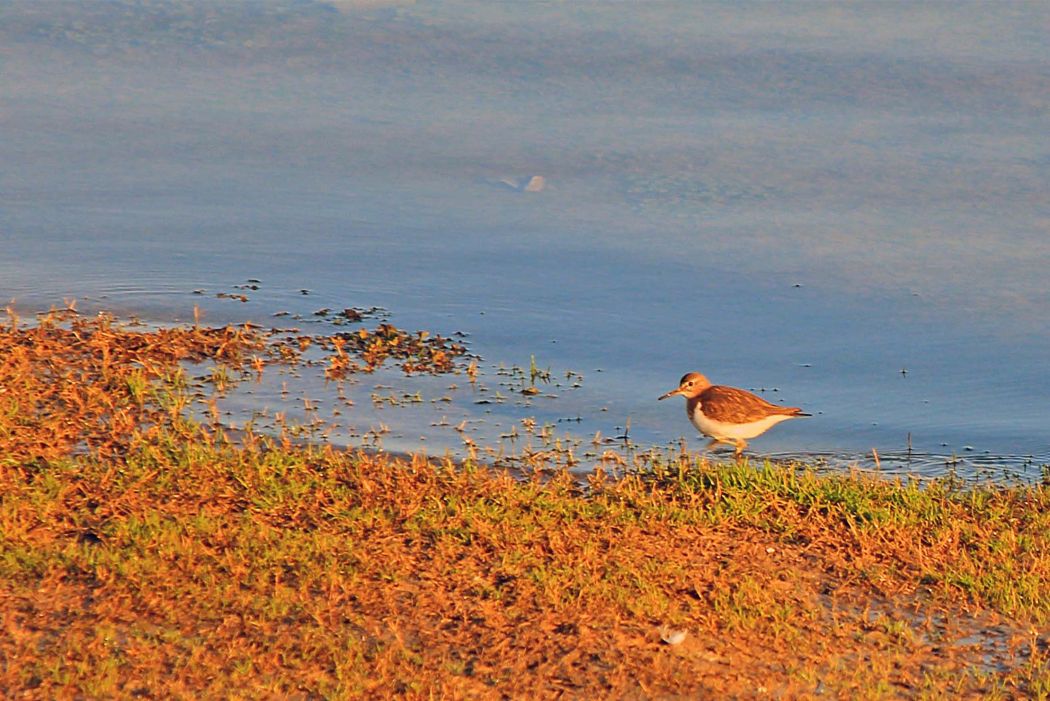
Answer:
[658,372,711,400]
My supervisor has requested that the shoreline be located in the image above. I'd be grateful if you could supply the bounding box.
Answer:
[1,307,1047,697]
[6,303,1046,486]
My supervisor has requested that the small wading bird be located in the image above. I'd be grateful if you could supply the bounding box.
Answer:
[658,372,809,456]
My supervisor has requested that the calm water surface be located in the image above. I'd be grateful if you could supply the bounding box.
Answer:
[3,1,1049,481]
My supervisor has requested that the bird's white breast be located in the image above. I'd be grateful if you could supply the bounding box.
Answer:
[688,402,794,440]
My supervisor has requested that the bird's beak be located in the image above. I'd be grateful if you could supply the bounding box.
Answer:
[658,387,683,401]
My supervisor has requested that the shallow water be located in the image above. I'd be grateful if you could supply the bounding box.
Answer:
[3,1,1049,481]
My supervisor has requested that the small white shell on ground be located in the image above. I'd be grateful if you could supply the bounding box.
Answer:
[659,627,688,646]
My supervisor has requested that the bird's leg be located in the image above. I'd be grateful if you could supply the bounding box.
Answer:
[733,439,748,457]
[703,438,721,453]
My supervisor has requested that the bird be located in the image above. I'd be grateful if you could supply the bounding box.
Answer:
[658,372,809,456]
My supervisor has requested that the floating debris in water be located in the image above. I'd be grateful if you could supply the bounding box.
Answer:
[524,175,546,192]
[326,323,468,377]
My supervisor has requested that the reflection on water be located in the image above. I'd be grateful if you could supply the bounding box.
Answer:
[3,1,1049,481]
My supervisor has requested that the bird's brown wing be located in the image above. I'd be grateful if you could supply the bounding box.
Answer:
[699,385,802,422]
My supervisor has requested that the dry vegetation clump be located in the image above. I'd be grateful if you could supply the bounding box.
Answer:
[322,324,466,378]
[0,307,466,464]
[0,308,1047,699]
[0,307,266,465]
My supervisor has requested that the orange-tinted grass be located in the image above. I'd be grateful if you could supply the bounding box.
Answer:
[1,308,1047,699]
[3,441,1047,699]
